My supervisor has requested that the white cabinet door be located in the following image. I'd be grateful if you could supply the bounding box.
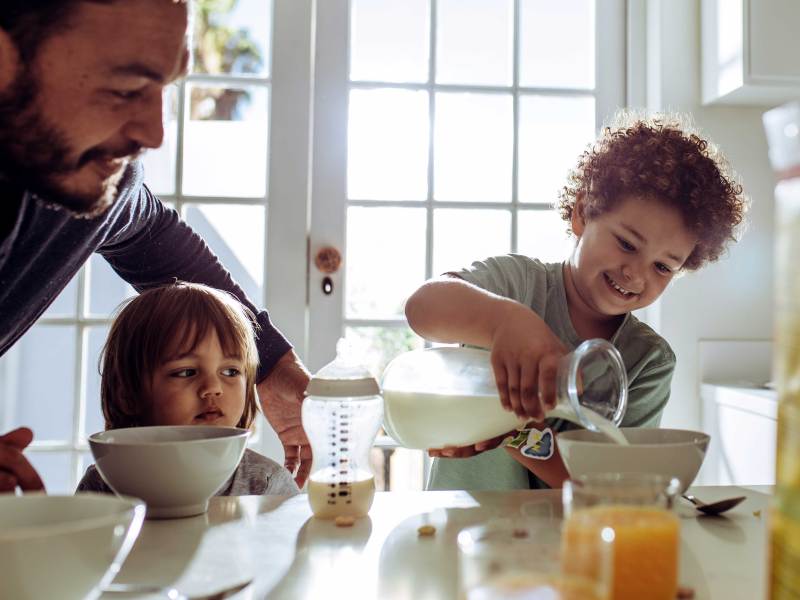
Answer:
[702,0,800,106]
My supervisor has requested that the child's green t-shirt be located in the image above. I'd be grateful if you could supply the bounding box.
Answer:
[426,255,676,491]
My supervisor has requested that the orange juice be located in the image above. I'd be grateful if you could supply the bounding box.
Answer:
[562,506,679,600]
[466,572,607,600]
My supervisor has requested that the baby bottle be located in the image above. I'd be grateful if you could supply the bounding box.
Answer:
[381,338,628,449]
[303,339,383,519]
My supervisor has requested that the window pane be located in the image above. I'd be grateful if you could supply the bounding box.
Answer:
[42,276,78,318]
[184,204,266,305]
[433,209,511,274]
[517,209,575,264]
[84,325,110,439]
[350,0,429,83]
[88,255,136,317]
[434,93,512,202]
[520,0,595,89]
[347,207,426,319]
[27,452,73,494]
[390,447,425,491]
[436,0,513,86]
[518,95,595,204]
[192,0,272,77]
[348,89,429,201]
[183,84,269,198]
[140,85,179,196]
[343,326,424,380]
[10,325,75,442]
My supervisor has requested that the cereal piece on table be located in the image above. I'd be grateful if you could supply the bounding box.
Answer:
[753,509,762,518]
[676,585,695,599]
[512,528,529,539]
[335,515,355,527]
[417,524,436,537]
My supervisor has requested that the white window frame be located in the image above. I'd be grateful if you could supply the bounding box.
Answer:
[306,0,627,372]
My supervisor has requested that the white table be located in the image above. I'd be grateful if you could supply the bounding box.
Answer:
[103,485,771,600]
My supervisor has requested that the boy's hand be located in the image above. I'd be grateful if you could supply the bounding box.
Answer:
[428,432,511,458]
[490,304,568,421]
[0,427,45,492]
[257,350,313,488]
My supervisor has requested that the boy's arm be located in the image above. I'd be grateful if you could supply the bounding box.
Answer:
[406,275,567,420]
[504,442,571,489]
[405,275,522,347]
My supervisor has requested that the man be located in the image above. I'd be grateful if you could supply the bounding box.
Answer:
[0,0,311,491]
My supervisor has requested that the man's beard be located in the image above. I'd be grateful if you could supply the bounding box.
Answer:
[0,68,139,219]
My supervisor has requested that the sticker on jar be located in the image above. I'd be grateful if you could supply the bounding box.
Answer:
[506,427,554,460]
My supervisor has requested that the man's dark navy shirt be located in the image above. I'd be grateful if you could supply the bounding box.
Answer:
[0,161,291,381]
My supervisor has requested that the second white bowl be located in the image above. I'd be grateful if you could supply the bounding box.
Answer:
[89,425,249,518]
[556,427,710,493]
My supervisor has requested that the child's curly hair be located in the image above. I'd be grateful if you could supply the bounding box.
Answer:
[557,111,747,271]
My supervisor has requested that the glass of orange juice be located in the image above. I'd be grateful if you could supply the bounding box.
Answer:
[457,519,613,600]
[562,473,681,600]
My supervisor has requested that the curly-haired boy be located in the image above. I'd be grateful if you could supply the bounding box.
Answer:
[405,111,747,491]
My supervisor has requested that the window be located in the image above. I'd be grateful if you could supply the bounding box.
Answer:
[0,0,624,493]
[312,0,624,486]
[0,0,275,493]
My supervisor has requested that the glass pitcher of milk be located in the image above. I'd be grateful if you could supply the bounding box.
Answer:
[381,338,627,449]
[303,340,383,519]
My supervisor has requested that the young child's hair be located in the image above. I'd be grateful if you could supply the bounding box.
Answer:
[99,281,260,430]
[557,110,747,271]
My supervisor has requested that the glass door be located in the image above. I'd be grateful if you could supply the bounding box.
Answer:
[307,0,625,489]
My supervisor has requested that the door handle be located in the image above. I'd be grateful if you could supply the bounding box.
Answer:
[314,246,341,296]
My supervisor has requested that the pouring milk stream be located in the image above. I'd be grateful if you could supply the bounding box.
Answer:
[381,338,628,449]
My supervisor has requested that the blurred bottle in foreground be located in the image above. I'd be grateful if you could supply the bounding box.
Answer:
[763,101,800,599]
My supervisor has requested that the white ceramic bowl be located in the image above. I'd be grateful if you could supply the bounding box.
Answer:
[556,428,710,493]
[0,494,144,600]
[89,426,249,518]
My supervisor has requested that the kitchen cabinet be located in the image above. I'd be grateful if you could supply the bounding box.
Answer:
[701,383,777,486]
[702,0,800,106]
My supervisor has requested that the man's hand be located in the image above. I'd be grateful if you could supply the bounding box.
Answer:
[257,350,312,488]
[427,431,512,459]
[0,427,45,492]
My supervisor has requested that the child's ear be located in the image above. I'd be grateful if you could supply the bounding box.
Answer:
[571,193,587,236]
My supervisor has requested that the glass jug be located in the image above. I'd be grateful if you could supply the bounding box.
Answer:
[381,338,627,450]
[303,340,383,519]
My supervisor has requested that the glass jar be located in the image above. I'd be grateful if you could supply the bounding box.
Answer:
[381,338,628,450]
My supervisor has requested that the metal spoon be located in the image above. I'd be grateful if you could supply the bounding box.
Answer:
[682,493,746,516]
[103,578,252,599]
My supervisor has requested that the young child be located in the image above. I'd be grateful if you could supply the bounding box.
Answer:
[77,281,299,497]
[405,111,747,491]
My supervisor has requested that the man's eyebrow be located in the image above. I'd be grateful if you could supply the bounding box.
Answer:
[110,50,190,84]
[110,63,168,83]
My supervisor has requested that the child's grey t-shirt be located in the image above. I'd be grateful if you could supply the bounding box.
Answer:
[427,255,676,491]
[76,448,300,496]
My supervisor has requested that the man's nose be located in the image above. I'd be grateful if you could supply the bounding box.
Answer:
[123,90,165,149]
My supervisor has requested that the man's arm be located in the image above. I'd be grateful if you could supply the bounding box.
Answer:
[256,350,312,487]
[98,177,291,378]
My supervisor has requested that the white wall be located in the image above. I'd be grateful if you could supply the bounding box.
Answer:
[642,0,777,430]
